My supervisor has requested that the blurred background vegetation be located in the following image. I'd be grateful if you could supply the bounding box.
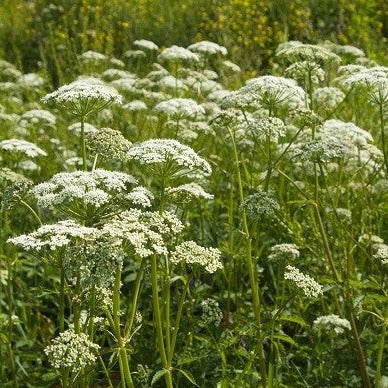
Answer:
[0,0,387,82]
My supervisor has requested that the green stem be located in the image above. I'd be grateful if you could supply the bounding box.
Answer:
[59,263,65,332]
[73,274,81,334]
[228,126,267,387]
[169,278,190,362]
[124,260,146,338]
[113,268,134,388]
[378,100,388,174]
[18,198,42,226]
[98,355,114,388]
[375,320,386,388]
[151,255,173,388]
[80,116,87,172]
[348,311,372,388]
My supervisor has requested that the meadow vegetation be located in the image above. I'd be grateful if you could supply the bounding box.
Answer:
[0,1,387,387]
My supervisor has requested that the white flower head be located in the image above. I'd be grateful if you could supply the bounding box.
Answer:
[0,139,47,158]
[133,39,159,51]
[187,41,228,56]
[127,139,211,179]
[104,209,183,258]
[44,329,100,373]
[158,45,200,63]
[86,127,132,161]
[166,182,213,202]
[269,243,300,261]
[126,186,154,208]
[122,100,148,112]
[19,109,56,128]
[313,314,351,334]
[42,78,122,117]
[154,98,205,119]
[284,265,323,298]
[239,75,306,110]
[276,43,341,67]
[31,169,137,209]
[67,122,97,134]
[170,241,223,273]
[8,220,99,252]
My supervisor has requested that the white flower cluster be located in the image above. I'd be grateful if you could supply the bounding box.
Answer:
[44,329,100,373]
[285,61,325,86]
[110,77,137,94]
[170,241,222,273]
[126,186,154,208]
[358,234,384,245]
[239,75,306,109]
[157,75,187,91]
[8,220,98,251]
[372,244,388,265]
[102,68,135,81]
[324,42,365,59]
[284,265,323,298]
[66,236,124,288]
[42,78,122,117]
[127,139,212,178]
[124,50,147,59]
[19,109,56,127]
[200,298,223,326]
[241,115,286,142]
[158,46,200,63]
[18,73,46,88]
[313,314,351,334]
[154,98,205,118]
[240,189,280,221]
[31,169,137,208]
[122,100,148,112]
[67,122,97,134]
[0,139,47,158]
[104,209,183,258]
[221,60,241,74]
[78,50,107,64]
[276,42,341,66]
[342,66,387,89]
[166,183,213,201]
[188,41,228,56]
[324,119,373,148]
[268,243,300,261]
[312,87,345,112]
[86,127,131,161]
[133,39,159,51]
[208,89,232,103]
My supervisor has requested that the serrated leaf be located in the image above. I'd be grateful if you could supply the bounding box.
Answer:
[151,368,168,385]
[353,295,365,308]
[280,314,306,326]
[272,334,296,345]
[178,368,198,386]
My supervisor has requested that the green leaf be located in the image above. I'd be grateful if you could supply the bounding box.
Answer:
[178,368,198,386]
[151,369,168,385]
[280,314,306,326]
[272,334,296,345]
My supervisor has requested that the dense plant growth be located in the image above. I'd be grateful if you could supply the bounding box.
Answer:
[0,36,387,387]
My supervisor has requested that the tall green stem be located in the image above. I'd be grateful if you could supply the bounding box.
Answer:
[112,268,134,388]
[228,127,267,387]
[80,116,87,172]
[59,263,65,332]
[151,255,173,388]
[124,260,146,338]
[375,321,387,388]
[378,100,388,174]
[169,278,190,362]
